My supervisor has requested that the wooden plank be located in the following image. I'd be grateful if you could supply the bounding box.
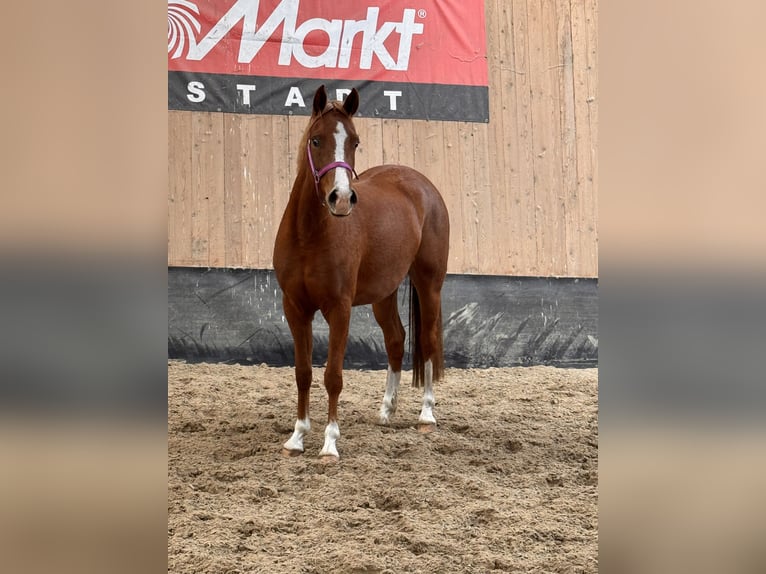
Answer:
[571,0,598,278]
[527,0,566,276]
[441,121,464,273]
[287,115,306,188]
[223,114,243,267]
[381,119,399,165]
[396,120,415,168]
[410,119,424,177]
[412,120,445,191]
[472,123,494,274]
[457,122,479,273]
[424,122,447,200]
[544,0,568,276]
[495,0,522,275]
[485,0,512,274]
[511,0,539,276]
[498,63,525,276]
[239,115,259,268]
[190,112,222,265]
[585,0,598,277]
[271,115,291,268]
[168,111,193,266]
[354,117,383,173]
[557,0,580,275]
[206,114,226,267]
[353,118,369,173]
[253,115,274,268]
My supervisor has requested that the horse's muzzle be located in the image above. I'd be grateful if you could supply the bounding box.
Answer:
[328,188,357,217]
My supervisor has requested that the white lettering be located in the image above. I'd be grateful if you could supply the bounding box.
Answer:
[284,17,342,68]
[337,8,376,68]
[183,0,424,71]
[394,10,423,70]
[335,88,351,101]
[240,0,299,63]
[356,8,423,71]
[187,81,205,102]
[284,86,306,107]
[187,0,299,63]
[236,83,256,105]
[359,9,395,70]
[383,90,402,110]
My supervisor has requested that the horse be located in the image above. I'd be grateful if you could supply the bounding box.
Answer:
[273,85,450,462]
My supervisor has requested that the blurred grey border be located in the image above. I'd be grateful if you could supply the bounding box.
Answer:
[600,1,766,573]
[0,259,167,417]
[1,1,765,573]
[600,272,766,420]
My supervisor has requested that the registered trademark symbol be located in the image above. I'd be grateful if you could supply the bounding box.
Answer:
[417,8,427,18]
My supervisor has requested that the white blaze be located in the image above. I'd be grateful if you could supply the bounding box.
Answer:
[333,122,351,193]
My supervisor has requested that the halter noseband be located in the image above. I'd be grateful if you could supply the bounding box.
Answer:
[305,106,359,202]
[306,141,358,202]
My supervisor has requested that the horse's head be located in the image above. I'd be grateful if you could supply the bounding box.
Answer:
[306,85,360,217]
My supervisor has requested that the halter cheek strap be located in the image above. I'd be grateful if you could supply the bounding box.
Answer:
[306,140,358,202]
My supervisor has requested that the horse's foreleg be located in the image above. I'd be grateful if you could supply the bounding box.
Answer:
[282,299,314,456]
[379,368,402,424]
[319,303,351,461]
[373,293,405,424]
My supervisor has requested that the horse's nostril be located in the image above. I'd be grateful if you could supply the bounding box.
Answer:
[328,190,338,205]
[350,190,358,205]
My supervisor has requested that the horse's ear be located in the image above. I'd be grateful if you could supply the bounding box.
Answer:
[343,88,359,117]
[312,85,328,115]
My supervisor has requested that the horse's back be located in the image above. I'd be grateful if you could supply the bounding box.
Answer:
[358,165,449,226]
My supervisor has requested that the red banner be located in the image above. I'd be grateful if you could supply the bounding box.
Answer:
[169,0,487,84]
[168,0,489,121]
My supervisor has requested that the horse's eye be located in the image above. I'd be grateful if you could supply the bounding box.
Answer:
[311,138,320,147]
[354,141,359,149]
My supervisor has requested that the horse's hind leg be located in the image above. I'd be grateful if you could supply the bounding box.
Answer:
[372,291,406,424]
[410,277,446,433]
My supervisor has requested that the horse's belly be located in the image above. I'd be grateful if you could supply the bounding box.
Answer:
[352,257,411,306]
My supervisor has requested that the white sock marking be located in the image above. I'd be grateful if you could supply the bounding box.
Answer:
[418,360,437,425]
[319,421,341,458]
[283,417,310,452]
[379,366,401,424]
[333,121,351,194]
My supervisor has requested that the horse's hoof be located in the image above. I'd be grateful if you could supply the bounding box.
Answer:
[319,454,339,464]
[417,423,436,434]
[281,448,303,458]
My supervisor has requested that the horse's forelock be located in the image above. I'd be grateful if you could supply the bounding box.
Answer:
[315,101,350,120]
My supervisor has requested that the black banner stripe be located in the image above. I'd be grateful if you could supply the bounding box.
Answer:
[168,71,489,123]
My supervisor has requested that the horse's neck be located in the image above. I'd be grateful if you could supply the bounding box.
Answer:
[286,164,324,241]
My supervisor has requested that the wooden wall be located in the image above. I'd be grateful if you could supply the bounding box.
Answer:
[168,0,598,277]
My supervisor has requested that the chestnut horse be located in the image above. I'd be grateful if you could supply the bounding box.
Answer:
[273,85,449,461]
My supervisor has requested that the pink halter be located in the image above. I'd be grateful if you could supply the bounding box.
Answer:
[306,140,358,202]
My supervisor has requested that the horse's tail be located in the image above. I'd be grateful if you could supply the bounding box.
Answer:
[410,281,444,388]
